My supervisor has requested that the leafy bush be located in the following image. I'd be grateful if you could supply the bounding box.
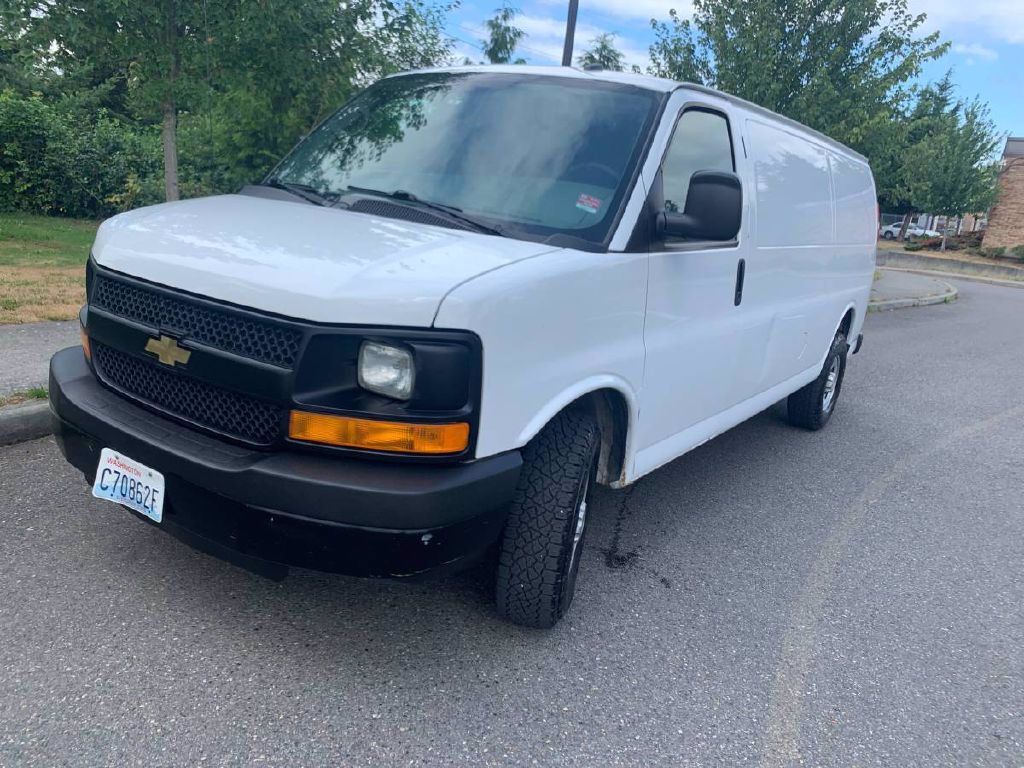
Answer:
[981,246,1007,259]
[904,241,924,251]
[0,90,308,218]
[0,92,160,218]
[954,230,984,250]
[1010,245,1024,261]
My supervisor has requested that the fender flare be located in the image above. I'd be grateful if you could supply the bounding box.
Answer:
[516,375,640,480]
[817,302,857,368]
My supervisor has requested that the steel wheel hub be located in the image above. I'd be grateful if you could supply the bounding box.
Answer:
[822,355,840,412]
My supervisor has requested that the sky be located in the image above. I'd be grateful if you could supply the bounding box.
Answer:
[444,0,1024,145]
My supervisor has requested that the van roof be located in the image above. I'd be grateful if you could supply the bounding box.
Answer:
[394,65,869,164]
[396,63,680,92]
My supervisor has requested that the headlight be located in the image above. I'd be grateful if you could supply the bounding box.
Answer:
[358,341,414,400]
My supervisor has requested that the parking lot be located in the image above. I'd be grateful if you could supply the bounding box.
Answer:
[1,278,1022,767]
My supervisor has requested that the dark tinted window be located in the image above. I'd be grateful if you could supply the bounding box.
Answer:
[661,109,734,213]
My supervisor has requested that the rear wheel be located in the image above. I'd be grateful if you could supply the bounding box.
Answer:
[495,409,599,628]
[883,231,895,240]
[787,331,848,430]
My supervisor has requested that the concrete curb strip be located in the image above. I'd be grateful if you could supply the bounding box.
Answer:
[0,401,52,447]
[868,276,958,312]
[881,266,1024,290]
[877,249,1024,282]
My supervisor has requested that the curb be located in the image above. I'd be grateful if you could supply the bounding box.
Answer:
[868,274,958,312]
[879,266,1024,290]
[877,250,1024,282]
[0,401,53,447]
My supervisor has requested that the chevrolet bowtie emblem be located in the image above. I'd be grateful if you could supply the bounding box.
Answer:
[145,334,191,367]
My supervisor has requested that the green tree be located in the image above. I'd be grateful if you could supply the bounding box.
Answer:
[5,0,454,205]
[481,5,525,64]
[903,96,1001,250]
[877,74,958,238]
[647,10,705,83]
[577,33,625,71]
[647,0,947,155]
[0,12,35,93]
[198,0,454,194]
[11,0,219,202]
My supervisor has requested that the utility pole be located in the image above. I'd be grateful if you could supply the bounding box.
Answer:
[561,0,578,66]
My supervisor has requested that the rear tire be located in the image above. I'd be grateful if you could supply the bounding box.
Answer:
[883,231,895,240]
[495,409,599,629]
[787,331,848,430]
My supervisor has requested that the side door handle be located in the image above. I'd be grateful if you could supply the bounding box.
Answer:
[734,258,746,306]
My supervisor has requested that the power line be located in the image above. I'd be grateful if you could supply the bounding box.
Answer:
[450,22,564,63]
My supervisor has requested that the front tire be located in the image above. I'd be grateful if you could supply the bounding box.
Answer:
[787,331,848,430]
[495,409,599,628]
[883,231,895,240]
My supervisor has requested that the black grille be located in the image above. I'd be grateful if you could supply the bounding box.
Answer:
[93,342,283,446]
[92,273,303,368]
[349,199,473,231]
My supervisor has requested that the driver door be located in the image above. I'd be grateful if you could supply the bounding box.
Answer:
[634,100,762,476]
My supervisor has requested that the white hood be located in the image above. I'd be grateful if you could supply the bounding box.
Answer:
[92,194,556,327]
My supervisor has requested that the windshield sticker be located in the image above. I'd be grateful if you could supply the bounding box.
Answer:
[575,193,603,214]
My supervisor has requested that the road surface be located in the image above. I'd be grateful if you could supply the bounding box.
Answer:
[0,321,77,396]
[1,279,1021,766]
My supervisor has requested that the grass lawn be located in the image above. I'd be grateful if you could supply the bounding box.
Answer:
[0,213,99,323]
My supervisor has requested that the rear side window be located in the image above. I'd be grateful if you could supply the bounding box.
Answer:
[746,119,832,247]
[661,109,735,213]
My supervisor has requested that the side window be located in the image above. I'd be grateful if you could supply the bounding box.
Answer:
[661,109,735,213]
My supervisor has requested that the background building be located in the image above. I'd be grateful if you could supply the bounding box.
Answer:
[983,137,1024,248]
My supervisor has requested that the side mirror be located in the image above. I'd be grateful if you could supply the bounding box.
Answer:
[656,170,742,242]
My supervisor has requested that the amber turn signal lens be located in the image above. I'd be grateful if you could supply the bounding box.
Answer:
[288,411,469,454]
[80,326,91,361]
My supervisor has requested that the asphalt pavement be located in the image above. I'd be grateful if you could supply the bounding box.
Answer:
[1,279,1022,767]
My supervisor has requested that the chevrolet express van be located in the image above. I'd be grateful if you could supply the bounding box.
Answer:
[50,66,876,628]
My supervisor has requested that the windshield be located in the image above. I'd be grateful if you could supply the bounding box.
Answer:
[269,72,662,245]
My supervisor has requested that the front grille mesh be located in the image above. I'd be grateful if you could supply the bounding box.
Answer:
[93,342,283,446]
[92,274,303,368]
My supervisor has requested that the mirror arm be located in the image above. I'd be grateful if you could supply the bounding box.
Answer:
[655,211,700,239]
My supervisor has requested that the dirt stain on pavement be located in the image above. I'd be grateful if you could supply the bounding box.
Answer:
[601,483,641,570]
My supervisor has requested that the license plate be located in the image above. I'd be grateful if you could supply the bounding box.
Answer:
[92,448,165,523]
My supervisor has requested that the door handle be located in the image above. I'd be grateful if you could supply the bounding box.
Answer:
[734,258,746,306]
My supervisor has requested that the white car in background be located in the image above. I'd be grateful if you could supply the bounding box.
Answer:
[880,221,941,240]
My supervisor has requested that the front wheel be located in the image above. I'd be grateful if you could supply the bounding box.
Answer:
[787,331,848,430]
[495,409,599,628]
[883,231,895,240]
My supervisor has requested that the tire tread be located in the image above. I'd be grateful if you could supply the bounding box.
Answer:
[495,409,599,628]
[787,332,848,430]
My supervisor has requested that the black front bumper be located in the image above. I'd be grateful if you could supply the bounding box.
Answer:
[49,347,521,579]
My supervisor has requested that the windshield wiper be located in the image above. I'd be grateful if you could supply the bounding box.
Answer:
[261,178,334,207]
[344,185,504,237]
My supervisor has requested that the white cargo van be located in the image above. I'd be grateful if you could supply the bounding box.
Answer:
[50,66,876,627]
